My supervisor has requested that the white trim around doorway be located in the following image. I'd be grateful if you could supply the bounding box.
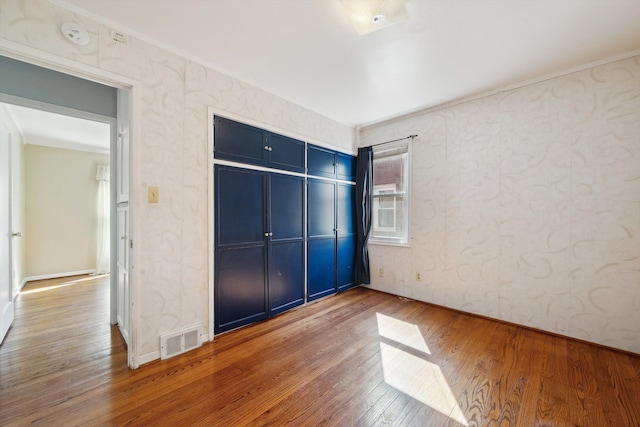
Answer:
[0,38,142,369]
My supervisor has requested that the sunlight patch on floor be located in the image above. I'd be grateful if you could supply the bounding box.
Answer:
[377,313,469,426]
[376,312,430,354]
[20,274,109,295]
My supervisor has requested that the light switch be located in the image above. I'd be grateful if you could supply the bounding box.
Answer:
[148,186,159,203]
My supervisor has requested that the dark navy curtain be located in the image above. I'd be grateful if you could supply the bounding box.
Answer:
[355,146,373,284]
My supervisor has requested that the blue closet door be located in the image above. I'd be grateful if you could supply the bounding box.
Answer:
[215,166,267,333]
[337,236,356,291]
[337,183,356,290]
[214,116,305,173]
[307,144,336,179]
[268,174,304,315]
[336,152,357,182]
[268,134,305,174]
[307,178,337,300]
[337,183,355,236]
[214,116,267,167]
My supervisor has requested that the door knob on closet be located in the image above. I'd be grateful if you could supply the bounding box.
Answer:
[11,231,22,237]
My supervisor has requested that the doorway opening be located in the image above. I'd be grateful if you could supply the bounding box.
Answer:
[0,100,121,331]
[0,53,133,367]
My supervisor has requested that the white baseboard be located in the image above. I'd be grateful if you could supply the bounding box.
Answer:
[23,269,97,283]
[138,350,160,366]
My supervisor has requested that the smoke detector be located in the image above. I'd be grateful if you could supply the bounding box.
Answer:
[372,14,387,24]
[61,22,90,46]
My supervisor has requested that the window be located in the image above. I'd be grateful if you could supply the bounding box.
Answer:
[371,141,410,245]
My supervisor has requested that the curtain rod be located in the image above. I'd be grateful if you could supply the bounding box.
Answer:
[371,134,418,147]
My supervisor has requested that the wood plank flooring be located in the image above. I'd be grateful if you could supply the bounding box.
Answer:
[1,275,639,426]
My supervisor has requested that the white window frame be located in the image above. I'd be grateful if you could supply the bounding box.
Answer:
[372,184,397,232]
[370,140,411,246]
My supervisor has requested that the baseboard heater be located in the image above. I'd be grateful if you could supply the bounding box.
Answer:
[160,324,203,359]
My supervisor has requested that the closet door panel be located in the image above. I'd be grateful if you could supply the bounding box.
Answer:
[337,183,356,291]
[215,165,267,334]
[214,117,267,166]
[270,174,304,240]
[307,177,338,301]
[307,145,336,179]
[268,174,304,315]
[217,167,265,246]
[269,241,304,314]
[337,236,356,291]
[337,183,356,236]
[216,246,267,332]
[336,152,356,182]
[308,179,335,237]
[268,134,305,173]
[307,238,336,301]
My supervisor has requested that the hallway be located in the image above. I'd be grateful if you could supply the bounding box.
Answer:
[0,275,128,424]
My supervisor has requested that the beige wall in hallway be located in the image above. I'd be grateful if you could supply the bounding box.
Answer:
[25,144,109,277]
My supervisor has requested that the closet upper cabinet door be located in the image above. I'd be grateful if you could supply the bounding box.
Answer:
[307,144,336,179]
[214,116,306,173]
[336,152,356,182]
[268,133,305,173]
[214,116,268,167]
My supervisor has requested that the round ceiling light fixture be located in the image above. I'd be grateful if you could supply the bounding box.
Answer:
[61,22,90,46]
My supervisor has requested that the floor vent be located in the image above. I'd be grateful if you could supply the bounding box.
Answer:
[160,324,203,360]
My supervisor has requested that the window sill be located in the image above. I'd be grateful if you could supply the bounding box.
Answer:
[368,239,411,248]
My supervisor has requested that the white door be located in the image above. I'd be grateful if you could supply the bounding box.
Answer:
[117,90,130,204]
[115,89,131,347]
[117,205,129,344]
[0,125,14,344]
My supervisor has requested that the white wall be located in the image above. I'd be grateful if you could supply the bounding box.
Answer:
[0,104,25,296]
[360,56,640,354]
[24,144,108,277]
[0,0,355,360]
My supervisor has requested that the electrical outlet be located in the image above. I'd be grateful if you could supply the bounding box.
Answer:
[378,268,384,278]
[148,186,159,203]
[416,272,422,281]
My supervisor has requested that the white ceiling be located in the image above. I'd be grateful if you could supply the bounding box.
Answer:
[4,104,110,153]
[60,0,640,127]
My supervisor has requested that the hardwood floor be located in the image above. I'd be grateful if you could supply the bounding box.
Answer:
[1,276,639,426]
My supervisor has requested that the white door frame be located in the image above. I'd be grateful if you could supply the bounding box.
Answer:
[0,39,142,369]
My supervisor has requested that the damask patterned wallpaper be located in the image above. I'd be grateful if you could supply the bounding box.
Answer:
[2,0,637,358]
[360,56,640,354]
[1,0,355,360]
